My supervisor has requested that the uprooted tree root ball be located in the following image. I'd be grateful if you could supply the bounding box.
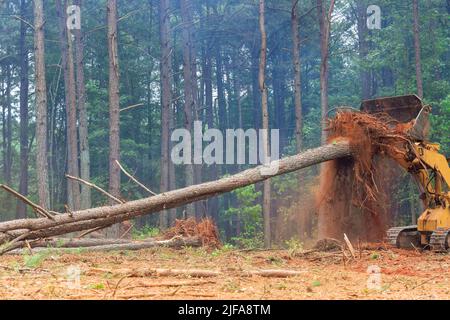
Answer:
[163,218,221,249]
[317,111,413,241]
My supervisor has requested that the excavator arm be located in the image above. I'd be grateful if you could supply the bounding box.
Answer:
[417,144,450,191]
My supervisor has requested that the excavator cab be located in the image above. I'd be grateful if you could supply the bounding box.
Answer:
[360,95,450,251]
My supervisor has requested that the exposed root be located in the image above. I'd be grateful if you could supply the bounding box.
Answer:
[162,218,221,249]
[313,238,343,252]
[317,111,413,241]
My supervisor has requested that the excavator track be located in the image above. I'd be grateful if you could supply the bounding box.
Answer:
[386,225,420,249]
[429,229,450,252]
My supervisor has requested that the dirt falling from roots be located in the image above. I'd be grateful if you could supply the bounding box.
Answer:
[316,111,412,242]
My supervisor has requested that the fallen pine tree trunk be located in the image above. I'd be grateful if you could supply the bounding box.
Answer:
[85,267,306,278]
[7,236,201,254]
[0,141,351,249]
[28,237,133,248]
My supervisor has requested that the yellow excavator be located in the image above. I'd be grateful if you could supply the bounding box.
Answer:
[361,95,450,251]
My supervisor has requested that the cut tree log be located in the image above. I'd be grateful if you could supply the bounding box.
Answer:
[6,236,201,254]
[86,268,305,278]
[241,269,306,277]
[0,141,352,249]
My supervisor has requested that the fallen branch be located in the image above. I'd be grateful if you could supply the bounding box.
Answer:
[122,280,216,290]
[0,142,352,247]
[343,233,356,258]
[114,292,216,299]
[115,160,156,195]
[77,225,113,239]
[241,269,306,278]
[119,103,144,112]
[86,267,305,278]
[65,174,124,204]
[28,237,132,248]
[0,185,54,220]
[84,267,219,279]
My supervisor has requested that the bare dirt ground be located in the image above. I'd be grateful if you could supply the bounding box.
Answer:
[0,245,449,300]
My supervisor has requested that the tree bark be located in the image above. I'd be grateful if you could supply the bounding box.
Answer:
[215,45,227,131]
[2,64,12,188]
[17,0,29,219]
[412,0,423,98]
[0,142,351,246]
[168,104,177,225]
[34,0,50,209]
[355,0,371,100]
[56,0,81,211]
[159,0,172,229]
[106,0,121,237]
[317,0,335,145]
[8,237,202,254]
[291,0,310,239]
[272,51,286,150]
[74,0,92,210]
[251,47,261,130]
[258,0,271,248]
[180,0,197,219]
[291,0,303,154]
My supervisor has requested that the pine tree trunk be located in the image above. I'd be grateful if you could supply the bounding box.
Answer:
[203,9,219,220]
[291,0,308,238]
[215,46,227,131]
[168,105,177,225]
[317,0,335,145]
[2,64,12,189]
[74,0,92,210]
[56,0,81,211]
[180,0,197,219]
[251,47,261,130]
[159,0,172,229]
[356,0,371,99]
[106,0,121,237]
[258,0,271,248]
[412,0,423,98]
[33,0,50,209]
[17,0,29,219]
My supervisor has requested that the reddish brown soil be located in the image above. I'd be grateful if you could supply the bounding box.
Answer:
[1,246,449,300]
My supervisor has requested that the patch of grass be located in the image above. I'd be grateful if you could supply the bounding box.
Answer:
[157,249,177,260]
[132,225,159,240]
[102,272,114,279]
[23,250,51,268]
[55,238,67,248]
[184,247,209,258]
[370,252,380,260]
[211,243,234,257]
[285,238,303,257]
[88,283,105,290]
[311,280,322,287]
[275,282,287,290]
[267,256,284,266]
[381,284,391,292]
[69,247,86,255]
[222,280,240,292]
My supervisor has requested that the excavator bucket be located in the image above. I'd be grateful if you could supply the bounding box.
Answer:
[360,94,430,141]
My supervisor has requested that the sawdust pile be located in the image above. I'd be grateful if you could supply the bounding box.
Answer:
[163,218,221,248]
[317,111,412,241]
